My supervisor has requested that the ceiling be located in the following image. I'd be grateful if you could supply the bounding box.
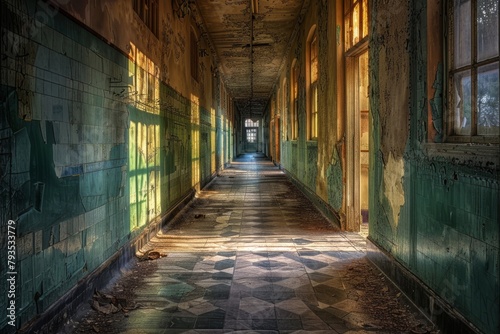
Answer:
[191,0,309,118]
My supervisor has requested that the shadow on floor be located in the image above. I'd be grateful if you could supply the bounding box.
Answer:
[60,154,437,334]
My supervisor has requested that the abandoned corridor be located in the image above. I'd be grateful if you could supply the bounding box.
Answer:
[62,153,435,334]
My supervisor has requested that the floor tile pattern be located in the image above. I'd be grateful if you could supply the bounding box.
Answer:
[64,154,435,334]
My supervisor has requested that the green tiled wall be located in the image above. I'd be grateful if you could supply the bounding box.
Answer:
[412,162,499,332]
[0,1,223,332]
[368,1,499,333]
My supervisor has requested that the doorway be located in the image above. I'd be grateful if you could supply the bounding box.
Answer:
[244,118,259,152]
[275,117,281,163]
[358,51,369,225]
[346,49,369,231]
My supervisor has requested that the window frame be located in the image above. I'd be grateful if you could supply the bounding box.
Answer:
[245,119,259,127]
[423,0,499,169]
[190,29,199,82]
[282,78,288,140]
[291,60,299,140]
[308,29,319,140]
[246,128,257,143]
[133,0,159,37]
[244,119,259,144]
[446,0,499,143]
[344,0,369,52]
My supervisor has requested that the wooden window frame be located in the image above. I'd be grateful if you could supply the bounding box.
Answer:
[309,30,318,140]
[446,0,499,143]
[344,0,369,52]
[291,60,299,140]
[133,0,159,37]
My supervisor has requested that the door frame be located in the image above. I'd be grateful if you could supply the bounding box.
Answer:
[345,43,369,232]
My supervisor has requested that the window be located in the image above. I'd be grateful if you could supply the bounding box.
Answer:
[448,0,499,141]
[291,60,299,140]
[282,78,287,140]
[245,119,258,144]
[344,0,368,51]
[309,29,319,139]
[133,0,159,36]
[245,119,259,127]
[246,129,257,143]
[191,30,199,81]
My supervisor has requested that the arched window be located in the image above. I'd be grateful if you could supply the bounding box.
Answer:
[245,119,259,127]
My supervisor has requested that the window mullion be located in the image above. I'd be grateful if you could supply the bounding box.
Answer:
[471,0,478,136]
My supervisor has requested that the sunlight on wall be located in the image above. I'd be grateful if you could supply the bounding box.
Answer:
[130,43,160,114]
[211,108,216,172]
[128,43,161,231]
[191,94,200,190]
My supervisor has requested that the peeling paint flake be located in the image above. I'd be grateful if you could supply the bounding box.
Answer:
[382,152,405,226]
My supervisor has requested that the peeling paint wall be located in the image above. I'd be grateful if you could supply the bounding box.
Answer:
[277,0,342,227]
[0,0,231,331]
[369,0,410,250]
[369,0,410,235]
[381,152,405,227]
[369,1,499,334]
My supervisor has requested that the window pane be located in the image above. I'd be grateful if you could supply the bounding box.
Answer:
[345,16,351,50]
[246,129,257,143]
[362,0,368,38]
[477,0,499,61]
[294,99,298,139]
[245,119,259,127]
[477,62,499,135]
[453,70,472,135]
[312,85,318,138]
[454,0,471,68]
[293,64,298,99]
[353,3,360,45]
[359,51,369,112]
[311,35,318,83]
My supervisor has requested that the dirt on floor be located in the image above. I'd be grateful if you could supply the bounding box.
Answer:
[59,255,438,334]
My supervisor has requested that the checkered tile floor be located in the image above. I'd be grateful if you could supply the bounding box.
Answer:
[66,153,433,334]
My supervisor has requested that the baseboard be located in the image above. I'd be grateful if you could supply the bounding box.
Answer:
[17,244,134,334]
[366,238,480,334]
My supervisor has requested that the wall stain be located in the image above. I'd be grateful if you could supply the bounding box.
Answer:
[429,63,443,142]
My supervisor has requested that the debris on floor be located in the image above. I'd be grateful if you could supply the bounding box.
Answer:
[136,250,166,261]
[90,291,128,315]
[60,155,440,333]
